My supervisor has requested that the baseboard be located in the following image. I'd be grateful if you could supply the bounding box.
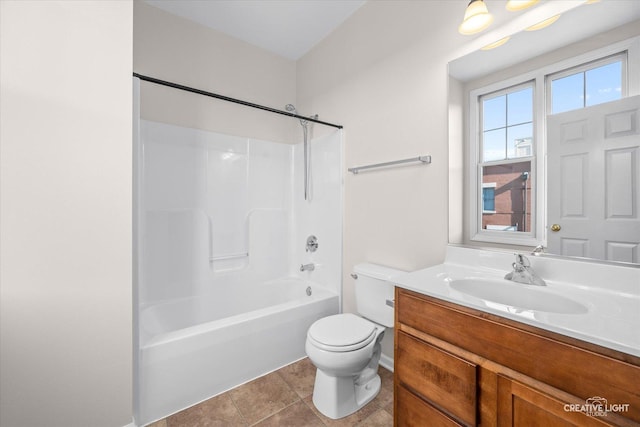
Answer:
[379,353,394,372]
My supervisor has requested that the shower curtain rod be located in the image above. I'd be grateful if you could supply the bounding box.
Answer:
[133,73,343,129]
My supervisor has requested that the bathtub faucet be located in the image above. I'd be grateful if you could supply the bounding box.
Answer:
[504,254,546,286]
[300,263,315,272]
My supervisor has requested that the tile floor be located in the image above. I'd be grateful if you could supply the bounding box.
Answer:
[147,357,393,427]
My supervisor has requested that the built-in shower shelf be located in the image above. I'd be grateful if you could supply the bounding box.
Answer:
[209,252,249,262]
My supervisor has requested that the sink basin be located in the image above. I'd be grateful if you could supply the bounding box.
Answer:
[450,279,588,314]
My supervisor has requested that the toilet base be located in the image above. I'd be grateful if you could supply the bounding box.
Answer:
[311,369,381,419]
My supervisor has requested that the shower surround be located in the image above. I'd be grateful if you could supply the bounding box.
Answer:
[134,120,342,426]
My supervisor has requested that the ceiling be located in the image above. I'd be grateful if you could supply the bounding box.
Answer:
[145,0,367,60]
[143,0,640,66]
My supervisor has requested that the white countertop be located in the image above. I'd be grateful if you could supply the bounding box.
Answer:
[391,246,640,358]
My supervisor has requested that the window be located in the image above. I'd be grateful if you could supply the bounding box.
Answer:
[549,54,626,114]
[467,41,634,247]
[481,85,534,162]
[482,184,496,213]
[478,83,535,235]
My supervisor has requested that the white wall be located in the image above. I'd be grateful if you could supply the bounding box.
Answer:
[0,1,133,426]
[139,120,293,305]
[138,122,344,305]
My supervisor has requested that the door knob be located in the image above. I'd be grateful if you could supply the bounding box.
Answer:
[551,224,561,232]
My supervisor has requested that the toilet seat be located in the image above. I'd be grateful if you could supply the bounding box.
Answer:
[307,313,377,352]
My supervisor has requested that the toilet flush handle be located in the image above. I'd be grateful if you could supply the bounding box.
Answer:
[350,273,358,279]
[386,299,395,308]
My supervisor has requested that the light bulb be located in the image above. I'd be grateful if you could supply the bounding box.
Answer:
[481,36,511,50]
[525,14,561,31]
[506,0,539,12]
[458,0,494,35]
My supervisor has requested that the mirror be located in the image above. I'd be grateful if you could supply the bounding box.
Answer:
[449,0,640,265]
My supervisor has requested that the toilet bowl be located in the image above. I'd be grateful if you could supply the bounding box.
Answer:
[305,263,403,419]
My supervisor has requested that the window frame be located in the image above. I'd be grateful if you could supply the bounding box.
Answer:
[467,36,640,247]
[470,78,543,246]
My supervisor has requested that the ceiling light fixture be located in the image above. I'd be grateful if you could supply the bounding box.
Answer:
[481,36,511,50]
[525,14,561,31]
[505,0,539,12]
[458,0,494,35]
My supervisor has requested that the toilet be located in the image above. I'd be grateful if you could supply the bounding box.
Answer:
[305,263,402,419]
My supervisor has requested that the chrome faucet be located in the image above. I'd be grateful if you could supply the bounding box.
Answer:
[300,263,315,272]
[504,254,546,286]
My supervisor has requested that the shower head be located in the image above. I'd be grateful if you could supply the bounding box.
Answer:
[285,103,312,127]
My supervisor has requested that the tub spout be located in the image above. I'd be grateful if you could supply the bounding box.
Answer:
[300,263,315,272]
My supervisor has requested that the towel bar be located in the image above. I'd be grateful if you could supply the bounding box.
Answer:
[348,155,431,174]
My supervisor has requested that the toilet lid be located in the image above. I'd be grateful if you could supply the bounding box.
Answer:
[307,313,377,352]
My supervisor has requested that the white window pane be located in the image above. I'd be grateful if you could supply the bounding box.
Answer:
[507,123,533,159]
[483,128,506,162]
[586,61,622,107]
[483,95,505,130]
[507,87,533,125]
[552,73,584,114]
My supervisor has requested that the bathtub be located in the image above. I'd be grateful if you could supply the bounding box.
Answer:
[136,277,339,426]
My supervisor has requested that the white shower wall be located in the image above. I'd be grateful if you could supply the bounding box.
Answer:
[291,130,343,307]
[140,120,342,305]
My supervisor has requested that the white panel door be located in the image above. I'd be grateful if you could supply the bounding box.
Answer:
[547,95,640,263]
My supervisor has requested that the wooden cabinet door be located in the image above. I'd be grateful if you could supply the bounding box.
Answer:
[396,384,463,427]
[497,376,618,427]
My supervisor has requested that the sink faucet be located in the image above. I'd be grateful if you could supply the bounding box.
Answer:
[300,263,315,272]
[504,254,546,286]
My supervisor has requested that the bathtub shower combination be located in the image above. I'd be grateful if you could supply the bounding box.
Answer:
[133,83,343,425]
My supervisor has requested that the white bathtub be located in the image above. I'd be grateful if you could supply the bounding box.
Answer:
[136,277,339,426]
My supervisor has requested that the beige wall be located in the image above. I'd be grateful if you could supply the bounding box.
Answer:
[296,1,470,356]
[134,1,298,144]
[0,1,133,426]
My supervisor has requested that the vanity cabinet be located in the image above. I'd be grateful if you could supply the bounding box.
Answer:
[394,288,640,427]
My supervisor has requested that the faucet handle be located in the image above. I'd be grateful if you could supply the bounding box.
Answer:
[514,253,530,267]
[531,244,545,255]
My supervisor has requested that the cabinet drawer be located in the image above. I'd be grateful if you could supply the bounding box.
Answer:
[396,384,463,427]
[396,331,477,426]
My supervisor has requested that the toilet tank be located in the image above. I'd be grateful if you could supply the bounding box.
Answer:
[353,263,405,328]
